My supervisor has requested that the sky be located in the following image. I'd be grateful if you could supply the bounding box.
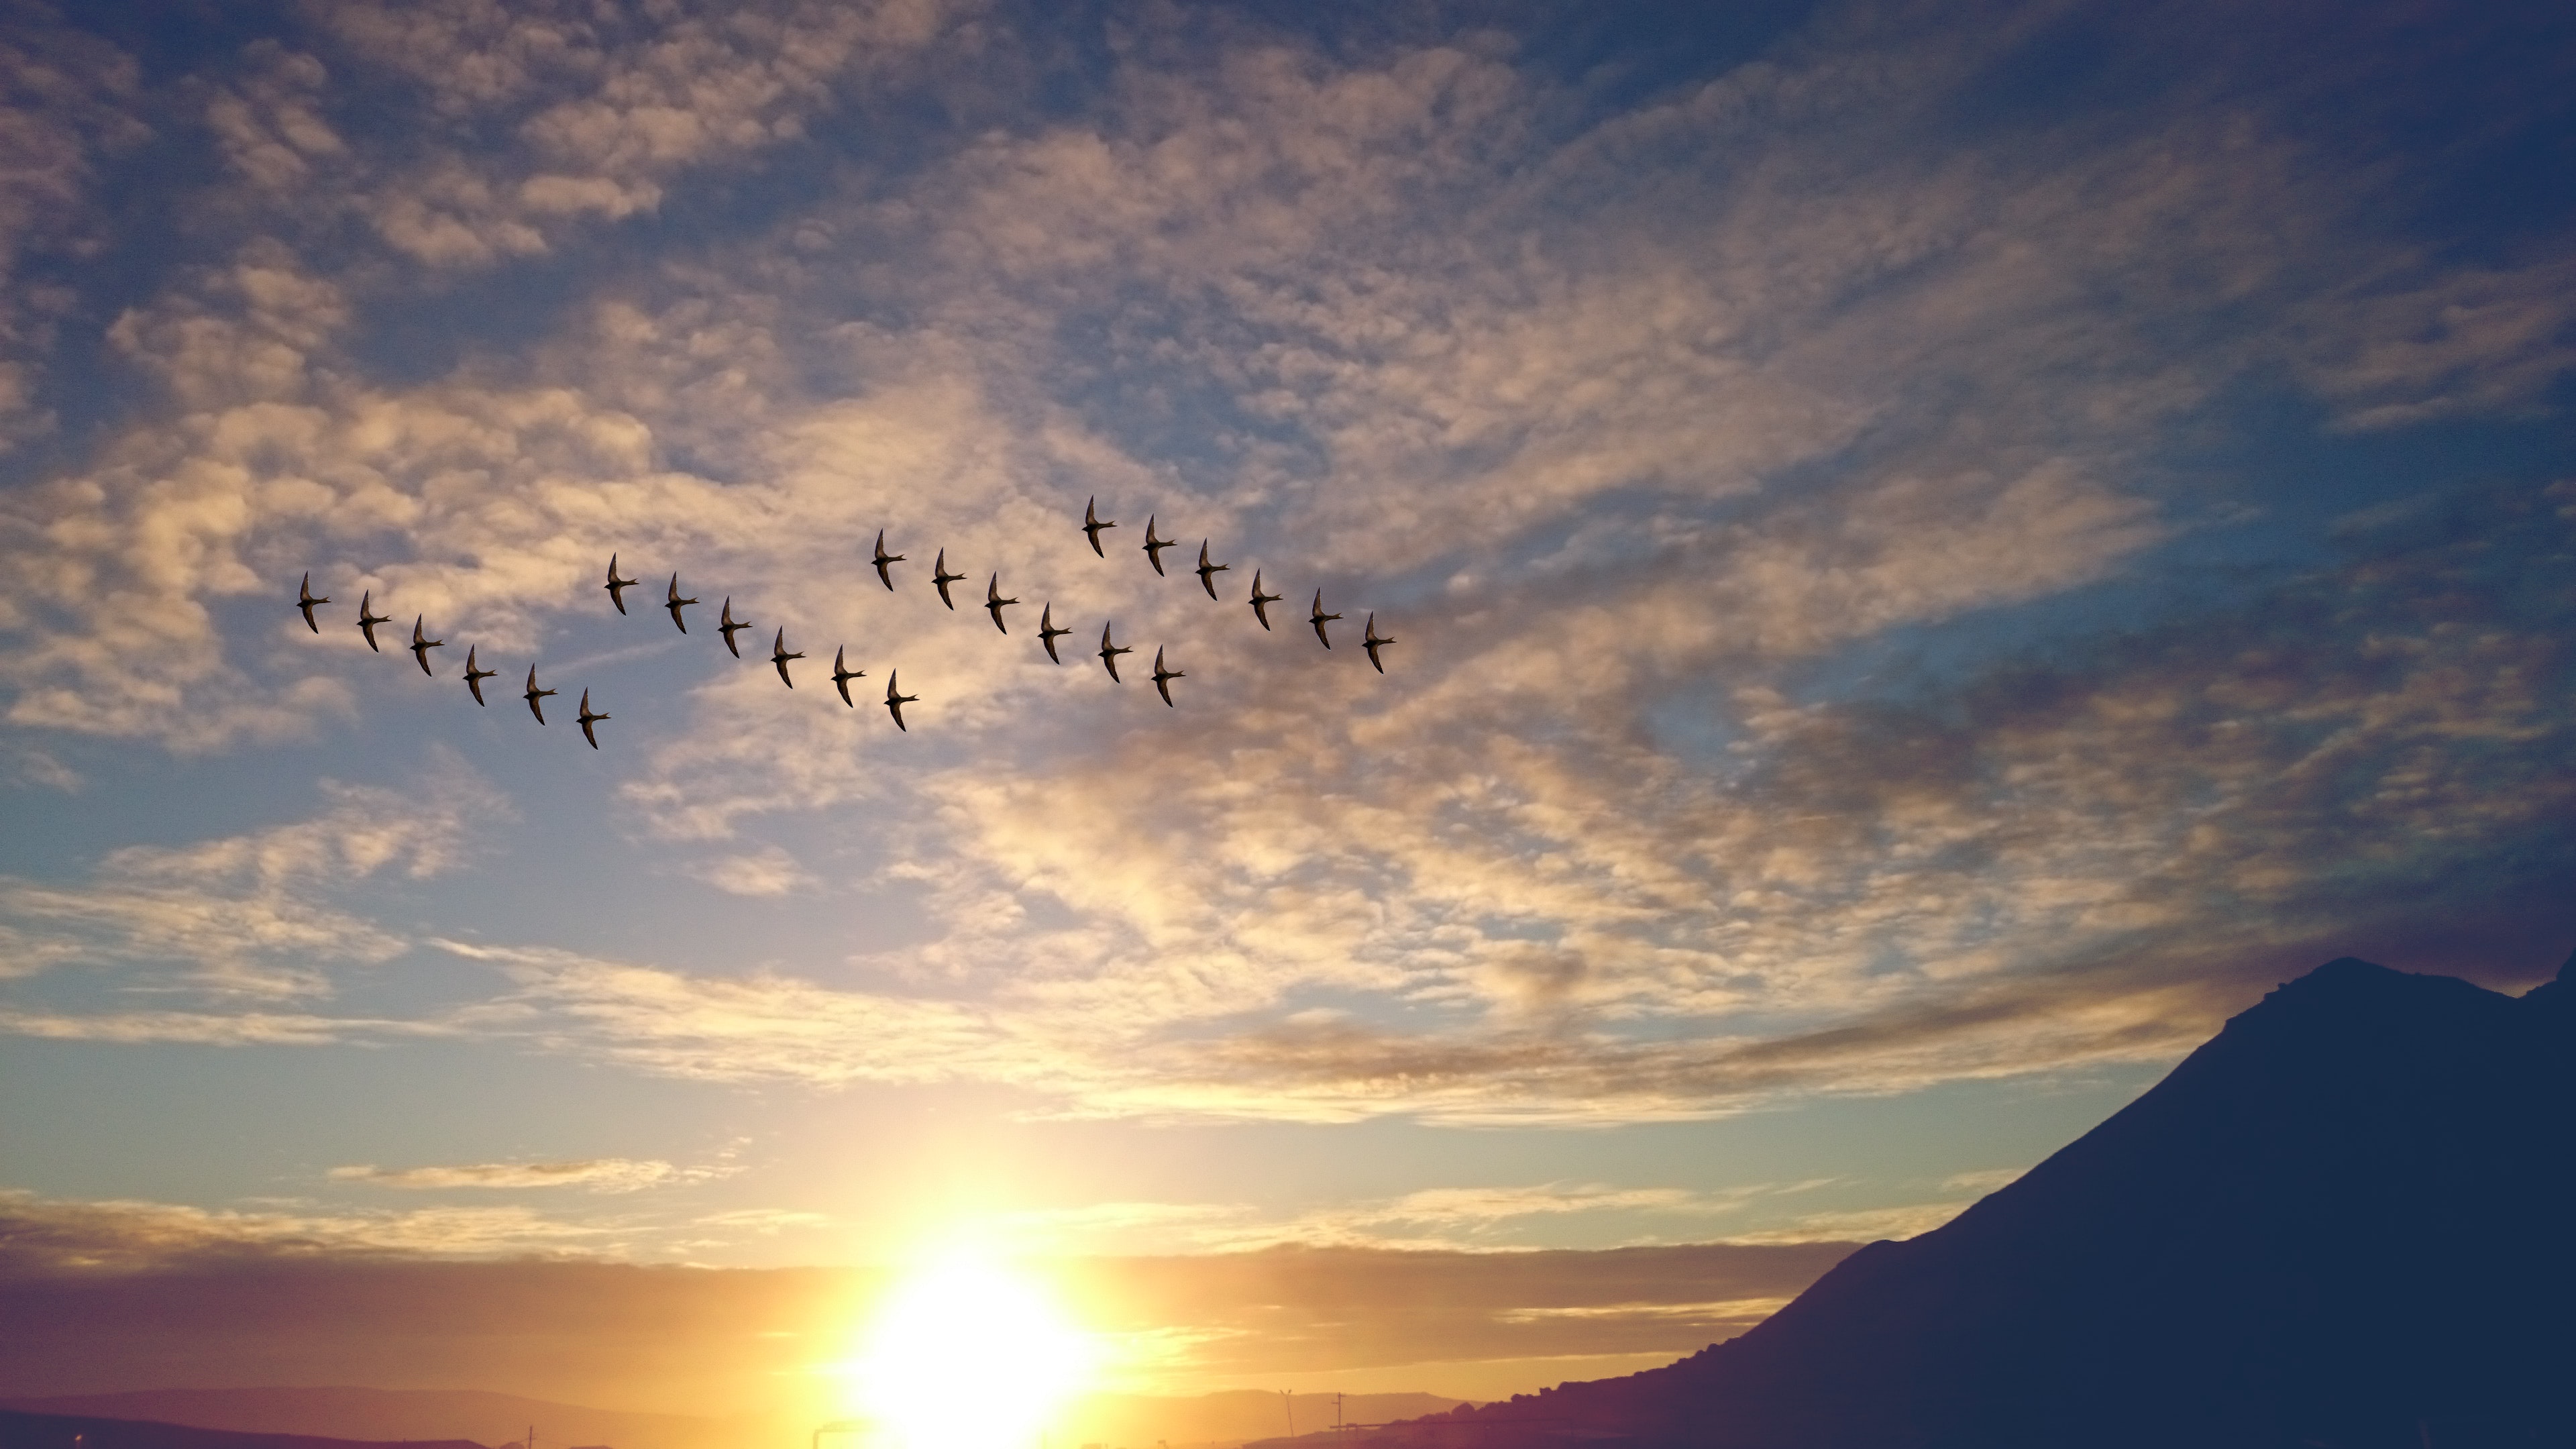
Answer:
[1,0,2573,1417]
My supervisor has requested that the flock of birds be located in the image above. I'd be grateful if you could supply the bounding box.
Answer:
[295,496,1395,748]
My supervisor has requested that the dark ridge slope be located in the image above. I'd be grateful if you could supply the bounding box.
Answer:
[1402,955,2576,1449]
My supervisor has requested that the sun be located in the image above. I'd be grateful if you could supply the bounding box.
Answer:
[845,1246,1101,1449]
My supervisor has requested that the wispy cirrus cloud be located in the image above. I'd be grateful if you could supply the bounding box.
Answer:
[0,756,501,1000]
[328,1158,724,1193]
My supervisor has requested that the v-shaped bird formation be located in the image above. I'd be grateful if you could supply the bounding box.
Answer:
[294,495,1396,748]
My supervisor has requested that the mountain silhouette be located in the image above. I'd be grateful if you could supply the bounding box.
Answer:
[1348,955,2575,1449]
[0,1410,486,1449]
[0,1391,749,1449]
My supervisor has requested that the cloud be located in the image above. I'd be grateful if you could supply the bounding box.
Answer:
[0,1187,616,1276]
[328,1159,719,1193]
[0,12,146,453]
[0,758,502,999]
[688,845,816,897]
[0,0,2569,1138]
[0,1208,1862,1406]
[315,0,963,266]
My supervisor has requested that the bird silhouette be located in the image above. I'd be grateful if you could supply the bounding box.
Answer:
[462,647,496,705]
[932,550,965,609]
[1037,604,1071,663]
[605,555,637,614]
[523,665,556,724]
[409,616,443,676]
[1248,572,1282,631]
[832,646,865,706]
[356,592,390,652]
[665,574,696,633]
[1083,496,1116,556]
[1142,517,1175,575]
[985,574,1018,634]
[1363,614,1396,674]
[1309,589,1340,649]
[1195,542,1230,600]
[718,598,751,657]
[1098,622,1131,682]
[873,530,905,590]
[297,573,329,633]
[771,628,803,687]
[577,689,608,749]
[884,670,917,731]
[1152,647,1185,706]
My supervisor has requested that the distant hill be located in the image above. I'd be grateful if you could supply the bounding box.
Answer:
[1063,1391,1470,1447]
[0,1409,484,1449]
[0,1391,752,1449]
[1316,955,2576,1449]
[0,1388,1471,1449]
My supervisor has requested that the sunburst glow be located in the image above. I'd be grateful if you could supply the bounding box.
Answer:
[848,1247,1102,1449]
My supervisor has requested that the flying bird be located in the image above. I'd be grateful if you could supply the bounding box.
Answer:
[577,689,608,749]
[1247,572,1282,631]
[873,530,905,590]
[604,555,637,614]
[1098,622,1131,682]
[1036,604,1071,663]
[1309,589,1340,649]
[884,670,918,731]
[1141,517,1175,576]
[1083,496,1116,556]
[932,550,964,609]
[523,665,556,724]
[1194,542,1230,599]
[1363,614,1396,674]
[356,592,390,652]
[461,647,496,705]
[771,628,804,687]
[665,574,695,633]
[984,574,1018,634]
[832,646,865,706]
[718,598,751,657]
[296,573,329,633]
[1152,647,1185,706]
[409,616,443,676]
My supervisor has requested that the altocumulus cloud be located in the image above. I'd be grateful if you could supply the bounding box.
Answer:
[0,0,2567,1132]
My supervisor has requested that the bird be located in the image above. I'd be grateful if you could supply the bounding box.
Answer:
[1152,647,1185,706]
[1142,516,1175,575]
[873,530,905,590]
[718,598,750,657]
[523,665,556,724]
[1248,572,1282,631]
[1083,496,1116,556]
[1309,589,1340,648]
[577,689,608,749]
[932,550,964,609]
[1036,604,1071,663]
[356,592,390,652]
[665,574,695,633]
[884,670,917,731]
[462,647,496,705]
[296,573,329,633]
[604,554,637,614]
[1098,622,1131,682]
[984,574,1018,634]
[771,628,803,687]
[1363,614,1396,674]
[409,616,443,676]
[832,646,865,706]
[1195,542,1230,599]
